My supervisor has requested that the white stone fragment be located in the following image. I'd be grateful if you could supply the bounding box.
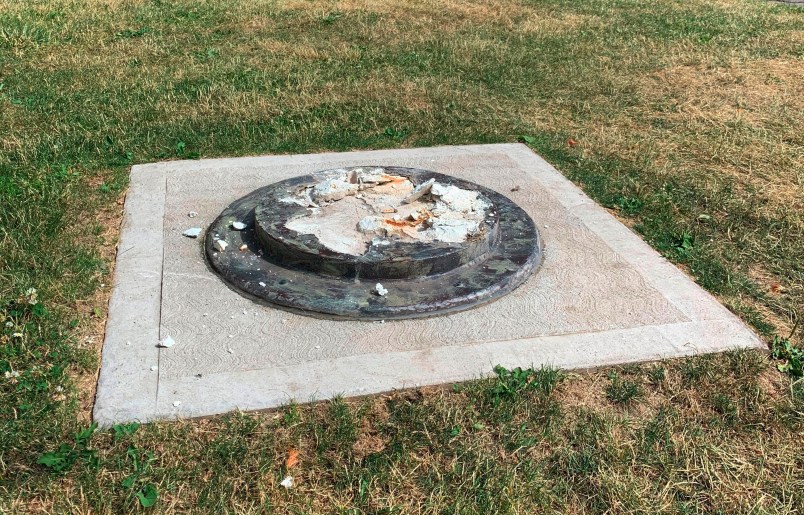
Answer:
[182,227,202,238]
[374,283,388,296]
[280,476,294,489]
[188,211,198,218]
[231,221,246,230]
[214,239,228,252]
[311,177,359,203]
[172,400,182,407]
[259,282,266,287]
[402,178,435,204]
[150,365,158,371]
[421,219,481,243]
[157,336,175,348]
[431,182,489,213]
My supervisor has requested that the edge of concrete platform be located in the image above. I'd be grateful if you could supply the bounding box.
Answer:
[93,166,166,427]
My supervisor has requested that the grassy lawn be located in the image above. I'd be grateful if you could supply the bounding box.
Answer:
[1,0,802,511]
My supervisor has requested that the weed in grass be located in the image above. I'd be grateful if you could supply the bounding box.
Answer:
[383,126,407,140]
[772,336,803,378]
[121,447,158,508]
[490,365,563,401]
[37,423,98,473]
[282,402,302,426]
[112,422,139,442]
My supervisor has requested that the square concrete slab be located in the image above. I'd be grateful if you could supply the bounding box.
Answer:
[94,144,764,426]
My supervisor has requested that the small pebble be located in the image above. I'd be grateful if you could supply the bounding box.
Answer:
[188,211,198,218]
[150,365,158,371]
[259,282,266,287]
[183,227,202,238]
[227,348,234,353]
[172,400,182,407]
[315,345,321,349]
[374,283,388,296]
[239,244,248,251]
[232,221,246,230]
[157,336,175,348]
[214,239,228,252]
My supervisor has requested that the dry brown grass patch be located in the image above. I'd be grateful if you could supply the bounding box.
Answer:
[643,58,804,204]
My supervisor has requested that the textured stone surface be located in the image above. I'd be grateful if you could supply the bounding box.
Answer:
[93,144,764,426]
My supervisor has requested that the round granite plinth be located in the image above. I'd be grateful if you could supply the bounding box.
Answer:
[205,166,542,320]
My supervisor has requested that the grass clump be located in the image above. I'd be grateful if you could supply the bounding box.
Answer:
[605,370,644,405]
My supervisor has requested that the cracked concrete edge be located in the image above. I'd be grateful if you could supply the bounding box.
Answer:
[152,318,761,422]
[93,166,166,427]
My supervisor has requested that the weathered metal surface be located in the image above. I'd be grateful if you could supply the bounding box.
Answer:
[205,167,542,320]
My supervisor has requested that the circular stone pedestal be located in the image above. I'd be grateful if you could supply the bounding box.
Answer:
[205,166,542,320]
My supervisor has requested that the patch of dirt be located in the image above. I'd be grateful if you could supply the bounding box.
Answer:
[72,186,126,424]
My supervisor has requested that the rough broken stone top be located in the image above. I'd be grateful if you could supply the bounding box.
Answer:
[205,166,542,320]
[280,168,491,256]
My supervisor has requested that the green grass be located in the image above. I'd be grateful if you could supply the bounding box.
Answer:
[1,0,803,511]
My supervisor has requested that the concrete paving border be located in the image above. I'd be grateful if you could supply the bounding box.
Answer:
[93,144,764,426]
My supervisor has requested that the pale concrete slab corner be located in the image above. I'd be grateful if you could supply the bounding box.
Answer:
[93,144,764,426]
